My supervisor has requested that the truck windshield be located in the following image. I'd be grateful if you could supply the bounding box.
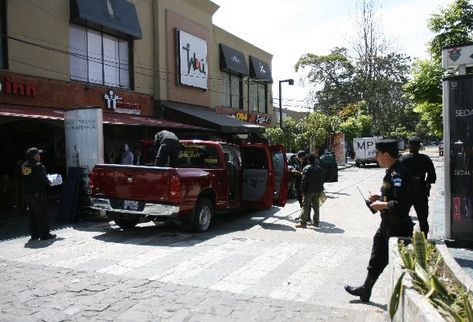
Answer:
[176,144,222,168]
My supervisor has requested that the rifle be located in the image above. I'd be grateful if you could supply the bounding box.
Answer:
[356,186,377,214]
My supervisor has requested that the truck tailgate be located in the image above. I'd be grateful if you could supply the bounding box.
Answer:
[91,164,173,202]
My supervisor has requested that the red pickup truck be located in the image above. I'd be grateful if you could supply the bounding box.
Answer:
[88,140,288,232]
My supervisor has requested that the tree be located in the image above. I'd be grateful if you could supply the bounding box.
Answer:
[295,48,357,115]
[404,59,443,137]
[428,0,473,62]
[403,0,473,136]
[298,112,331,150]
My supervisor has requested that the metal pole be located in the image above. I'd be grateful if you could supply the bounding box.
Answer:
[278,80,283,129]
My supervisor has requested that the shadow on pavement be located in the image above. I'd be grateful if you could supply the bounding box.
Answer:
[317,221,345,234]
[89,206,294,246]
[349,299,387,311]
[24,236,65,249]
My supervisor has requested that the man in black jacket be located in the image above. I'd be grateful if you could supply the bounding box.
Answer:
[400,136,436,238]
[21,147,55,241]
[296,153,324,228]
[154,130,180,166]
[345,139,414,302]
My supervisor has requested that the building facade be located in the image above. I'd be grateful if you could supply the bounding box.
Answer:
[0,0,274,177]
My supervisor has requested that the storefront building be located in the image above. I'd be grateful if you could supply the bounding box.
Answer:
[0,0,275,212]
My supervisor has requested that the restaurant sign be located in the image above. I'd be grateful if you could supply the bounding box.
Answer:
[104,89,141,115]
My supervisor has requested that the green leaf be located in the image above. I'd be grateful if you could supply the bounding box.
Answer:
[414,262,432,294]
[389,272,405,319]
[413,231,427,269]
[463,293,473,322]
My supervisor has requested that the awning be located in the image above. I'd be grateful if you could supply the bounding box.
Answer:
[0,105,64,120]
[162,101,265,134]
[102,113,212,131]
[219,44,248,76]
[249,56,273,83]
[0,104,211,131]
[70,0,143,39]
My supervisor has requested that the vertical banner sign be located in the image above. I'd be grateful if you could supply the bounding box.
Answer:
[331,132,346,165]
[448,75,473,241]
[64,107,104,171]
[178,30,208,90]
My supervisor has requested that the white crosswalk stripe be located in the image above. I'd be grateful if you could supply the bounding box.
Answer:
[269,245,350,301]
[209,242,306,293]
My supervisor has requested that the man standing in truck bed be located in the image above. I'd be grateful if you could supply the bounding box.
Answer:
[154,130,180,166]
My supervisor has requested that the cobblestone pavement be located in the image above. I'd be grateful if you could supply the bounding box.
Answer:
[0,158,441,322]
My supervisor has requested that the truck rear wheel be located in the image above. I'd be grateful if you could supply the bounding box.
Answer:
[193,198,213,232]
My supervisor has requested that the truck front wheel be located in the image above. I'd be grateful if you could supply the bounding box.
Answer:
[193,199,213,232]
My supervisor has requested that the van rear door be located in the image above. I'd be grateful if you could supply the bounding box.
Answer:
[240,144,274,209]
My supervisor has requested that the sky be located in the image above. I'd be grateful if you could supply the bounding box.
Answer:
[212,0,452,111]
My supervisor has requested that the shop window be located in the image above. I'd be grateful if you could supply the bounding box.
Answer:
[0,0,6,69]
[69,24,130,89]
[249,81,267,113]
[220,71,242,109]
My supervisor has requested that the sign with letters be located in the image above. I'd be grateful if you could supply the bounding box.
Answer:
[447,75,473,241]
[177,30,208,90]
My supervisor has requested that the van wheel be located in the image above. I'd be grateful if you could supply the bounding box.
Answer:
[193,198,213,232]
[113,216,140,229]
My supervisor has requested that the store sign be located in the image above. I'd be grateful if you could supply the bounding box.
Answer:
[255,114,271,125]
[0,76,38,97]
[103,89,141,115]
[442,44,473,68]
[228,112,248,121]
[178,30,208,90]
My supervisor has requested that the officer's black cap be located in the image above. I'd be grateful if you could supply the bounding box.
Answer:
[408,136,421,146]
[375,139,398,153]
[297,150,306,157]
[26,147,43,159]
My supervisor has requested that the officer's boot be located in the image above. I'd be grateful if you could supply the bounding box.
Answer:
[344,274,377,302]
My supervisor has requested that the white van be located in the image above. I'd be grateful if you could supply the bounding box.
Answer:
[353,137,381,167]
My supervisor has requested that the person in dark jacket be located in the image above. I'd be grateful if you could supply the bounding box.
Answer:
[296,153,324,228]
[400,136,436,238]
[294,150,308,208]
[21,147,56,241]
[345,139,414,302]
[154,130,180,166]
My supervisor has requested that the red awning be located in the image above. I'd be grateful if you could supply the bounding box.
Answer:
[0,104,64,120]
[102,112,211,130]
[0,104,212,131]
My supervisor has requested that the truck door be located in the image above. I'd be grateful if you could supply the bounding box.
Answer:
[240,144,274,209]
[270,145,288,207]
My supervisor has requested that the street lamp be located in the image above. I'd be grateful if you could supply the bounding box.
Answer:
[278,79,294,129]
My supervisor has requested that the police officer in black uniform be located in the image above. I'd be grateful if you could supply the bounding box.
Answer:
[21,147,56,241]
[345,139,414,302]
[400,136,436,238]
